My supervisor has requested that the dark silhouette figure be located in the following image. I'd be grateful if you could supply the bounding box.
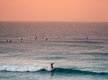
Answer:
[50,63,54,77]
[46,38,48,41]
[35,36,37,40]
[51,63,54,70]
[20,38,23,42]
[9,40,12,43]
[42,37,44,39]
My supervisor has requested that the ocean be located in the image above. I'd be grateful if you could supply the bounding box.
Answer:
[0,22,108,80]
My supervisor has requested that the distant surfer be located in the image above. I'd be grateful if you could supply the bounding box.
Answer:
[9,40,12,43]
[34,34,38,40]
[42,36,44,39]
[35,36,37,40]
[20,38,23,42]
[46,38,48,41]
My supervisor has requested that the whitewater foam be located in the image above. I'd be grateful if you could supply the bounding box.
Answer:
[0,64,50,72]
[0,64,108,76]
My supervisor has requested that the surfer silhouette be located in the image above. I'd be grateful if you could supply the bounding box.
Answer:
[9,40,12,43]
[51,63,54,70]
[20,38,23,42]
[46,38,48,41]
[50,63,54,77]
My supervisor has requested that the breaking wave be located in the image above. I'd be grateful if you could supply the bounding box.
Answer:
[0,64,108,76]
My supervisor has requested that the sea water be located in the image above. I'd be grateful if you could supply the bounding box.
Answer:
[0,22,108,80]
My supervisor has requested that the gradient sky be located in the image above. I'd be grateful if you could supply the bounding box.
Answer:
[0,0,108,21]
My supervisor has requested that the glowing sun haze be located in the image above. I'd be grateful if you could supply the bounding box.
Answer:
[0,0,108,22]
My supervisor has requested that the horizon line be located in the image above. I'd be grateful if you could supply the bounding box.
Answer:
[0,21,108,23]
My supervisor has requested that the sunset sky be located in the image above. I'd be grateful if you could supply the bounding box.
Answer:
[0,0,108,22]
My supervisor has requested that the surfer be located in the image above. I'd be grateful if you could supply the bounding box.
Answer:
[51,63,54,70]
[35,36,37,40]
[50,63,54,77]
[20,38,23,42]
[42,36,44,39]
[46,38,48,41]
[9,40,12,43]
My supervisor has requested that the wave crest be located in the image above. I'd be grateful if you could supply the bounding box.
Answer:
[0,64,108,76]
[0,64,49,72]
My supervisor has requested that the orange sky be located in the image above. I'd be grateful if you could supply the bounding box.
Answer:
[0,0,108,22]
